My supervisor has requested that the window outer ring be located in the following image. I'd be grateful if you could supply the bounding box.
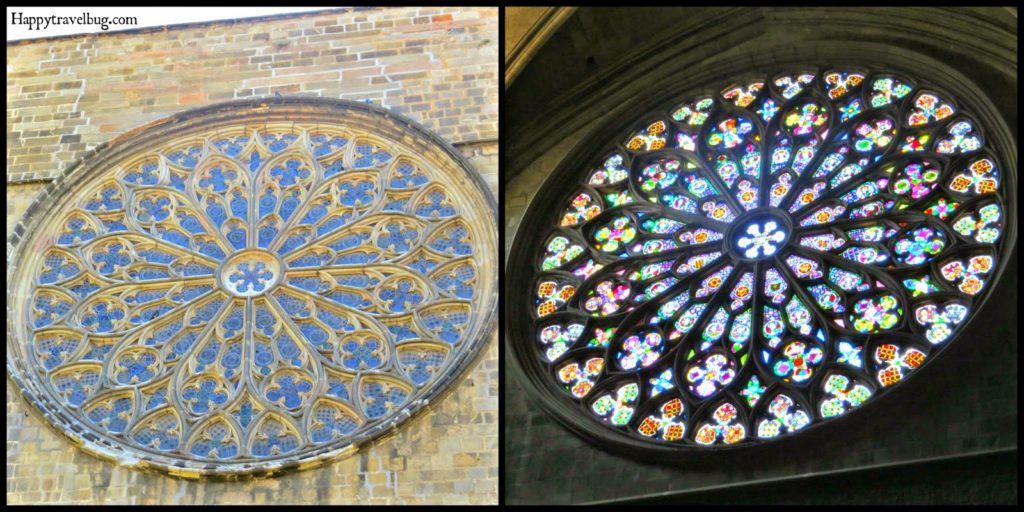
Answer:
[6,97,498,478]
[505,65,1017,458]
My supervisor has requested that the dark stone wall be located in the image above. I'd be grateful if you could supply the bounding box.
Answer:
[504,7,1017,505]
[506,7,1017,183]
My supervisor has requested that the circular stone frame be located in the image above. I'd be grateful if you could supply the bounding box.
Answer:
[505,65,1017,458]
[7,97,498,479]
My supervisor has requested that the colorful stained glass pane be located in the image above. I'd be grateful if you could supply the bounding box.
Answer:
[783,102,828,137]
[707,117,754,150]
[588,154,629,186]
[617,332,664,370]
[772,340,824,383]
[893,226,945,266]
[591,383,639,426]
[539,323,584,361]
[869,77,912,108]
[541,236,584,270]
[907,93,955,126]
[939,255,993,296]
[948,157,998,196]
[824,71,865,100]
[722,82,764,108]
[583,280,630,316]
[874,344,926,386]
[672,97,714,126]
[890,161,940,200]
[637,398,686,441]
[850,294,902,333]
[686,353,737,398]
[951,203,1001,244]
[694,402,745,445]
[560,192,601,227]
[915,302,968,344]
[820,374,872,417]
[836,340,863,368]
[935,120,982,154]
[757,394,811,438]
[520,69,1009,449]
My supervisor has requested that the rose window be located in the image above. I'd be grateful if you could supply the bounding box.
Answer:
[511,69,1013,448]
[7,99,497,476]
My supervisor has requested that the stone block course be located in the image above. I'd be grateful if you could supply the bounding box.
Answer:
[6,6,497,184]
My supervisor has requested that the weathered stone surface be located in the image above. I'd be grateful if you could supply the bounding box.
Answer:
[6,7,498,184]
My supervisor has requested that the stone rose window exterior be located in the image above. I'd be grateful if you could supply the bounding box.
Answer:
[7,98,497,477]
[507,69,1014,450]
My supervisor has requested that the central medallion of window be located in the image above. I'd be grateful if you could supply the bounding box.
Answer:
[6,99,497,477]
[731,210,790,261]
[220,250,283,297]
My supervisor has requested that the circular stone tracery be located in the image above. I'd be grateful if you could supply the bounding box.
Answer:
[731,210,790,261]
[512,68,1013,450]
[220,250,282,297]
[7,99,497,477]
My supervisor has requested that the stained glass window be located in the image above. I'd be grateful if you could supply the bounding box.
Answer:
[7,99,497,476]
[514,69,1011,448]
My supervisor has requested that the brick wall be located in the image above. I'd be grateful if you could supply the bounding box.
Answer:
[6,6,498,183]
[6,6,497,505]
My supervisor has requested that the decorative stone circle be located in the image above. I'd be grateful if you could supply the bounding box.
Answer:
[510,69,1013,450]
[220,250,283,298]
[731,210,790,261]
[6,98,497,477]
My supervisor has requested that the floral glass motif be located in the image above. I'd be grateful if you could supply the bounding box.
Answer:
[558,358,605,398]
[685,353,737,398]
[891,161,940,199]
[735,218,787,259]
[756,394,811,438]
[874,344,926,386]
[893,226,945,265]
[591,383,639,426]
[820,374,872,417]
[694,402,745,445]
[772,340,824,383]
[939,255,993,296]
[907,93,955,126]
[522,69,1010,449]
[853,118,895,152]
[638,398,686,441]
[584,280,630,316]
[625,121,668,152]
[915,302,968,344]
[824,71,864,100]
[948,158,998,196]
[935,120,982,154]
[783,102,828,136]
[617,332,664,370]
[539,323,585,361]
[11,107,494,475]
[541,236,584,271]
